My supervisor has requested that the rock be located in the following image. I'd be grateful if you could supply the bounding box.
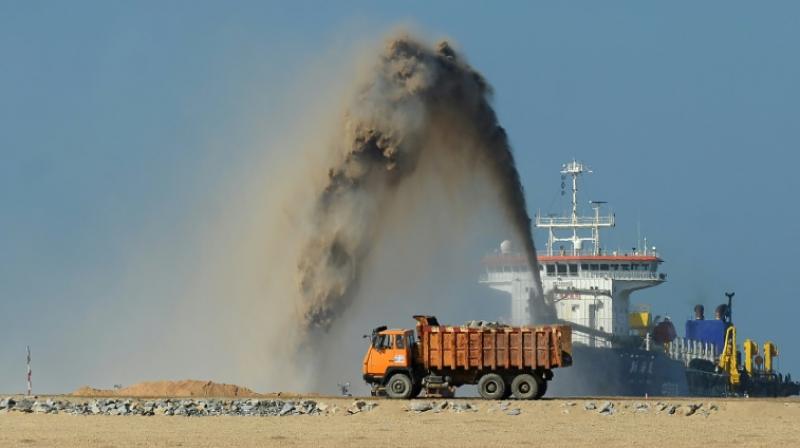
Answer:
[563,401,576,407]
[408,401,434,413]
[347,400,370,415]
[499,401,511,410]
[506,408,521,416]
[451,402,475,413]
[32,401,54,414]
[584,401,597,411]
[0,397,15,410]
[13,399,34,413]
[300,400,318,414]
[709,403,719,411]
[667,405,678,415]
[634,402,649,412]
[684,403,702,416]
[279,402,295,416]
[433,401,449,412]
[599,401,614,415]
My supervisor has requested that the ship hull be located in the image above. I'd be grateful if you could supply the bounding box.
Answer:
[549,345,689,396]
[549,345,799,397]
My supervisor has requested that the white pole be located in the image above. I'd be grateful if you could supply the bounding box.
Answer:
[26,346,32,396]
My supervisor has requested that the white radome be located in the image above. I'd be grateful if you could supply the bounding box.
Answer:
[500,240,512,254]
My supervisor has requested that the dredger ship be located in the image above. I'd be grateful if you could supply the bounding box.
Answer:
[481,160,799,397]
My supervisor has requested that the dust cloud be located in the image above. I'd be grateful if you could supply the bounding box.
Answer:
[296,35,547,335]
[77,31,546,395]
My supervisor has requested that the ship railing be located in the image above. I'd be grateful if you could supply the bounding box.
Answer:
[664,337,718,366]
[579,271,665,281]
[480,271,666,282]
[535,216,615,226]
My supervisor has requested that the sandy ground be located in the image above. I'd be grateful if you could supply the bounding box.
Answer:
[2,397,799,447]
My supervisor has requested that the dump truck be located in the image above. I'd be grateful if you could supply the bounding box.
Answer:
[362,315,572,399]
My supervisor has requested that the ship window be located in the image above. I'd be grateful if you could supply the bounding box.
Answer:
[590,264,599,271]
[600,264,609,270]
[557,264,567,274]
[581,264,589,271]
[610,264,619,271]
[622,264,630,271]
[546,265,555,276]
[568,264,578,276]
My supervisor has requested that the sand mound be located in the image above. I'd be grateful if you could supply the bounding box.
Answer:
[72,380,258,398]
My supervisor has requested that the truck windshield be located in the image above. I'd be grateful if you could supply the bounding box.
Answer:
[373,334,393,350]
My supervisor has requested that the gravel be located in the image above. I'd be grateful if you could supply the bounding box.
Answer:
[0,397,367,417]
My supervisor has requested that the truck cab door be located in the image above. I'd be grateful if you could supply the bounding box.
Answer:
[389,334,411,368]
[366,334,409,377]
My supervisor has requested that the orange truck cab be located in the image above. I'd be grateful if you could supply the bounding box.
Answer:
[362,316,572,400]
[362,326,422,398]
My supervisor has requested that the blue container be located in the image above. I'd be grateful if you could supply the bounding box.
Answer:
[685,320,727,350]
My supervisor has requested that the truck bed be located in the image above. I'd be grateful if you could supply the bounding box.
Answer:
[416,322,572,372]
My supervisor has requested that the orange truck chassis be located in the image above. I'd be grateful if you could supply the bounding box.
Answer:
[362,315,572,399]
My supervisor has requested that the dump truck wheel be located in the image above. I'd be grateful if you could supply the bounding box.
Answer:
[478,373,506,400]
[511,374,539,400]
[386,373,413,399]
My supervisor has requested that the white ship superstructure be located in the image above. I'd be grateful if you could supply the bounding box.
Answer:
[481,160,666,347]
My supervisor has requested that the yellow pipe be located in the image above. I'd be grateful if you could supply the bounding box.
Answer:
[743,339,758,375]
[764,341,778,373]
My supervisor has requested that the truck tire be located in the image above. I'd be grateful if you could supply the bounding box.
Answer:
[511,374,539,400]
[386,373,413,399]
[478,373,506,400]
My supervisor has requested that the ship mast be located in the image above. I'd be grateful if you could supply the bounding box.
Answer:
[536,160,615,256]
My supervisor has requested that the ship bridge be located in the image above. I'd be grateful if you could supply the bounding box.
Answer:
[480,160,666,348]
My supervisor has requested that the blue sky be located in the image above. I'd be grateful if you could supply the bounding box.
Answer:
[2,1,799,392]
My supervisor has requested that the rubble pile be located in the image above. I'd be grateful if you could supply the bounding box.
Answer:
[406,400,478,414]
[582,401,720,417]
[0,397,377,417]
[463,320,507,329]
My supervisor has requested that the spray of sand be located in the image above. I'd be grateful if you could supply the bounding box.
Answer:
[72,31,550,395]
[296,35,549,333]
